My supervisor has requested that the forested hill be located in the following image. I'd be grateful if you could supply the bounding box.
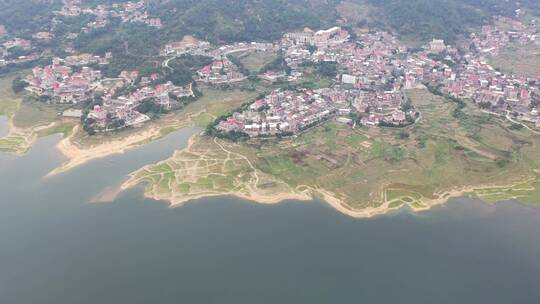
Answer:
[363,0,540,43]
[147,0,341,43]
[1,0,539,45]
[0,0,61,36]
[0,0,340,43]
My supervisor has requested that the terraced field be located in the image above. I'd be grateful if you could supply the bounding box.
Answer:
[126,88,540,215]
[489,43,540,77]
[123,136,303,205]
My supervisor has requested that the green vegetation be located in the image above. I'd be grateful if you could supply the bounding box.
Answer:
[361,0,537,43]
[128,87,540,213]
[166,54,214,85]
[150,0,340,43]
[471,178,540,206]
[260,51,290,74]
[0,73,74,153]
[0,0,60,37]
[315,61,338,78]
[12,99,67,129]
[489,43,540,77]
[234,51,277,74]
[0,135,30,153]
[36,123,75,138]
[11,77,28,94]
[124,135,297,205]
[0,75,21,117]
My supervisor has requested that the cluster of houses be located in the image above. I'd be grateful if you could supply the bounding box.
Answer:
[283,27,350,48]
[212,27,424,136]
[56,0,162,34]
[192,41,275,85]
[471,16,539,57]
[0,37,36,66]
[85,79,193,131]
[432,17,540,125]
[24,63,102,104]
[0,24,55,67]
[218,89,335,136]
[217,86,411,137]
[80,70,195,131]
[23,52,195,132]
[216,15,540,137]
[196,56,247,85]
[7,0,540,135]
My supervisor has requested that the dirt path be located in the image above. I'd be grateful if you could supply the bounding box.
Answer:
[213,137,260,187]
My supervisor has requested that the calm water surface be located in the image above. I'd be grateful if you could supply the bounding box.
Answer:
[0,127,539,304]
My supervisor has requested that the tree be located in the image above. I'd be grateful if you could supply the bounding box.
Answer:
[315,62,338,78]
[11,76,27,93]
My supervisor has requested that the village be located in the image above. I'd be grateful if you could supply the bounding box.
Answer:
[56,0,163,30]
[0,0,539,136]
[22,53,196,132]
[217,14,540,137]
[0,0,163,68]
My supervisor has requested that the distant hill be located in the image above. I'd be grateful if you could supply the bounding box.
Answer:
[361,0,538,43]
[147,0,340,43]
[2,0,539,44]
[0,0,61,37]
[1,0,539,82]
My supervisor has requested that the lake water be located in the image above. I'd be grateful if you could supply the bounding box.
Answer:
[1,128,540,304]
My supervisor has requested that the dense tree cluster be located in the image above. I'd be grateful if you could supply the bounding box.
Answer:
[0,0,61,37]
[11,76,28,93]
[165,54,213,86]
[364,0,528,43]
[149,0,340,43]
[260,51,290,75]
[315,62,338,78]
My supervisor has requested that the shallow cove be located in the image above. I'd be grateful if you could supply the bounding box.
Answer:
[0,128,539,304]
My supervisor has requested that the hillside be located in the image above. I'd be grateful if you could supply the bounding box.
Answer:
[2,0,539,46]
[148,0,341,43]
[361,0,532,43]
[0,0,61,37]
[1,0,539,71]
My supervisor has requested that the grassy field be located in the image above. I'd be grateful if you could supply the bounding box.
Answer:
[0,74,22,118]
[489,43,540,77]
[36,122,76,138]
[248,89,540,209]
[233,50,277,74]
[0,72,79,153]
[125,135,296,204]
[12,100,68,129]
[127,87,540,211]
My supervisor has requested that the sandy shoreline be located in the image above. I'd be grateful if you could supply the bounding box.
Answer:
[48,125,162,176]
[0,115,57,154]
[119,132,539,218]
[122,162,536,218]
[20,119,534,218]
